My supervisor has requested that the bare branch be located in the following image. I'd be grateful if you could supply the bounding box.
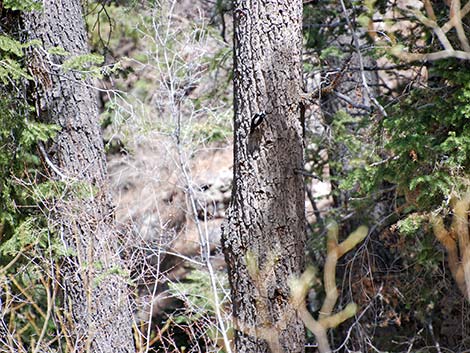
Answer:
[338,0,387,116]
[442,1,470,33]
[411,9,454,51]
[451,0,470,51]
[423,0,437,21]
[392,48,470,61]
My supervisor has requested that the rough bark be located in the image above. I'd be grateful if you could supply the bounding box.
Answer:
[23,2,135,352]
[222,1,306,352]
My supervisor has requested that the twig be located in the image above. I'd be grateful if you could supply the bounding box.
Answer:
[0,246,32,276]
[411,9,454,51]
[391,1,470,62]
[177,157,233,353]
[37,142,69,181]
[144,236,163,352]
[290,223,367,353]
[8,275,46,319]
[32,276,53,353]
[442,1,470,33]
[427,322,442,353]
[148,317,172,346]
[167,3,233,347]
[451,0,470,51]
[338,0,387,117]
[295,168,321,180]
[393,48,470,62]
[159,250,204,267]
[305,183,325,233]
[369,155,399,167]
[423,0,437,21]
[332,91,372,112]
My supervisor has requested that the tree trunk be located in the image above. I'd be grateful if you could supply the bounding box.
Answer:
[23,2,135,352]
[222,1,306,352]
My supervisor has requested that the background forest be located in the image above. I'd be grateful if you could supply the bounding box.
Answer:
[2,0,470,352]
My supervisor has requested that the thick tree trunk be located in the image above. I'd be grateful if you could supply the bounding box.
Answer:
[222,1,306,352]
[23,2,135,352]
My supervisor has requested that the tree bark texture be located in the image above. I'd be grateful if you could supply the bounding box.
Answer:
[222,1,306,352]
[23,2,135,352]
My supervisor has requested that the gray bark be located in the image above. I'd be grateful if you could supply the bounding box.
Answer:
[222,1,306,352]
[23,2,135,352]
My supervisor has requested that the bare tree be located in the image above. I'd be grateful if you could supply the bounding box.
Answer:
[222,1,306,352]
[22,2,135,352]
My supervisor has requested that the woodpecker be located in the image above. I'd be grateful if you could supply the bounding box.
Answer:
[250,112,266,134]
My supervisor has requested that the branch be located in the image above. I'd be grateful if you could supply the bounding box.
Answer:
[451,0,470,51]
[332,91,372,112]
[423,0,437,21]
[389,1,470,62]
[442,1,470,33]
[392,47,470,62]
[338,0,388,117]
[289,223,367,353]
[411,9,454,51]
[430,190,470,300]
[320,223,367,319]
